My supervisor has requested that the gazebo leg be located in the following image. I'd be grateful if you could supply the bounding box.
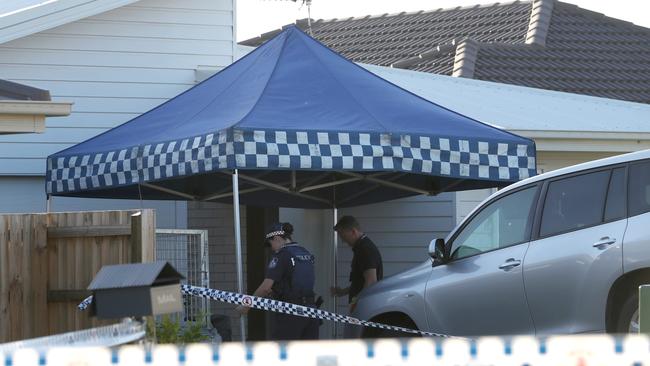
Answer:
[232,169,246,342]
[333,207,338,339]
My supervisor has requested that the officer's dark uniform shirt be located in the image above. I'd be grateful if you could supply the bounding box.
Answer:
[265,243,315,302]
[349,235,383,303]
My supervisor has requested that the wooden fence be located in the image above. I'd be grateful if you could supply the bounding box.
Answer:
[0,209,155,343]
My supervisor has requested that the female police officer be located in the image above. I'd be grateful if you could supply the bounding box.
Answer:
[236,222,320,340]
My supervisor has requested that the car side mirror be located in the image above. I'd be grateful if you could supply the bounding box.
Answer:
[428,238,447,264]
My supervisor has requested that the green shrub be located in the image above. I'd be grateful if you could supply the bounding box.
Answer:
[147,314,210,344]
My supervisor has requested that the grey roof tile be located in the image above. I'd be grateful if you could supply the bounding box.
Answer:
[241,0,650,103]
[0,79,50,101]
[241,1,531,67]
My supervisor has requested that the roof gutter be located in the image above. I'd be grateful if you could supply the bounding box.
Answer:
[0,100,72,134]
[0,100,72,116]
[511,129,650,153]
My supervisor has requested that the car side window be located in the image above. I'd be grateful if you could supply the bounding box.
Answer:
[629,161,650,217]
[450,186,538,260]
[540,170,610,237]
[604,167,626,222]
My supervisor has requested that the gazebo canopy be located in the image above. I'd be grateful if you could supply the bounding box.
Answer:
[46,26,536,208]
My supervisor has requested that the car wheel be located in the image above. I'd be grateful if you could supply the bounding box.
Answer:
[616,293,639,333]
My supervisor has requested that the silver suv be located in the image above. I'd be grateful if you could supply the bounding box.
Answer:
[354,150,650,337]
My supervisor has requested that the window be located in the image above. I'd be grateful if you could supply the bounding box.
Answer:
[629,161,650,217]
[604,167,626,222]
[540,171,610,237]
[450,186,538,260]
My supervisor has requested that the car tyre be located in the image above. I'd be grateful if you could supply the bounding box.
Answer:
[616,292,639,333]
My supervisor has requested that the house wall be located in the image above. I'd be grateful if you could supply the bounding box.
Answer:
[0,0,234,175]
[188,201,247,341]
[0,0,241,336]
[0,176,186,228]
[0,0,235,226]
[455,188,495,226]
[536,151,621,173]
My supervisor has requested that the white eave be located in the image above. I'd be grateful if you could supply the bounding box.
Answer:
[363,64,650,152]
[0,100,72,115]
[0,0,139,44]
[0,100,72,134]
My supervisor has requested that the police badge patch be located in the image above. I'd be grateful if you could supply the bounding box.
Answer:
[268,257,279,269]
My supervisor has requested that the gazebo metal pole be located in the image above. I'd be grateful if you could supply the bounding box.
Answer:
[46,194,51,213]
[333,199,339,339]
[333,207,338,339]
[232,169,246,342]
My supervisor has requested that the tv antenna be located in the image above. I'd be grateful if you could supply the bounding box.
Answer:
[288,0,314,35]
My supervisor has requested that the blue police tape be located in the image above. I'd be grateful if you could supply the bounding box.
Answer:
[78,295,93,311]
[78,284,457,338]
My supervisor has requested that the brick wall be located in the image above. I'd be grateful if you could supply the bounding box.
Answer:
[188,201,247,341]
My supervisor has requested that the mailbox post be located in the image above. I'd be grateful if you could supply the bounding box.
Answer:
[88,261,185,319]
[641,285,650,333]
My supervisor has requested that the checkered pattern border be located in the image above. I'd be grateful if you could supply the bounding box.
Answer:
[48,128,536,195]
[79,284,456,338]
[78,296,93,311]
[178,285,452,337]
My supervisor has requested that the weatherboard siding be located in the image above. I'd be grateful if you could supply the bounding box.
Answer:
[0,0,235,175]
[334,193,457,318]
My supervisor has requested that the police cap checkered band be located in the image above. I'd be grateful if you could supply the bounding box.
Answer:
[265,230,285,239]
[263,223,286,246]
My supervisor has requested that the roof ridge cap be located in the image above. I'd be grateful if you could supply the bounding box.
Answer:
[525,0,554,46]
[452,38,480,78]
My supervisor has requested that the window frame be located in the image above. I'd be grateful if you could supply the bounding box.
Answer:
[603,165,628,224]
[626,160,650,218]
[532,164,627,241]
[445,184,541,262]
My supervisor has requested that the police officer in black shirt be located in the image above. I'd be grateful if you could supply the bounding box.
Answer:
[330,216,384,313]
[236,222,320,340]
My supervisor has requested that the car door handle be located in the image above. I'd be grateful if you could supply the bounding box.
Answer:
[593,237,616,249]
[498,258,522,271]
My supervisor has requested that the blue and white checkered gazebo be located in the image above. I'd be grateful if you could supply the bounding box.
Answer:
[45,26,536,340]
